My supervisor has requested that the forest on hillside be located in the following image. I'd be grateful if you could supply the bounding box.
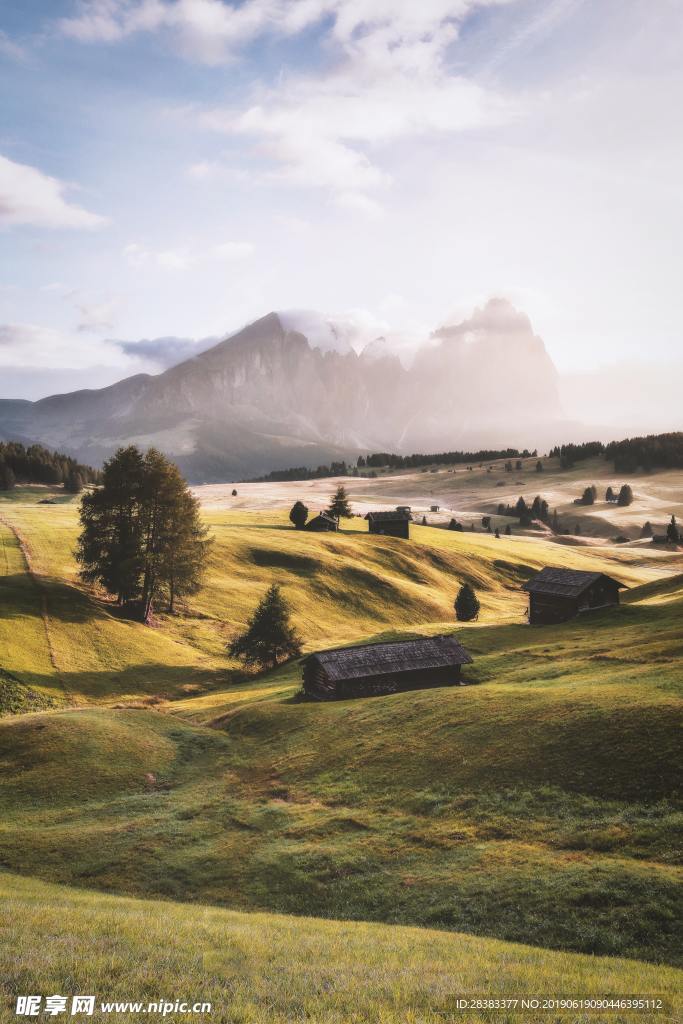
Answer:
[256,433,683,483]
[0,441,100,492]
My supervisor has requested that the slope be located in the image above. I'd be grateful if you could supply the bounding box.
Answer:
[2,872,680,1024]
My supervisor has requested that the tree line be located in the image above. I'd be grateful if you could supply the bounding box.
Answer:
[254,447,538,482]
[0,441,100,493]
[605,432,683,473]
[253,432,683,484]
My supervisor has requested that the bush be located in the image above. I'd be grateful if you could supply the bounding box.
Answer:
[289,501,309,529]
[454,583,480,622]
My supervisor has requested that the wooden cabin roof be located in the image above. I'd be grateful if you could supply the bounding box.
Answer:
[522,567,627,598]
[364,510,411,522]
[307,511,338,526]
[306,634,472,682]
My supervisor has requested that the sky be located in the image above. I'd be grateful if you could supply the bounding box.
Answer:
[1,0,682,403]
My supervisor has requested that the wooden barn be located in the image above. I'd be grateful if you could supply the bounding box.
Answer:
[523,567,627,625]
[365,510,411,539]
[306,512,339,532]
[302,634,473,700]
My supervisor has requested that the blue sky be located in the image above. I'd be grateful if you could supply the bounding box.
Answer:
[1,0,682,401]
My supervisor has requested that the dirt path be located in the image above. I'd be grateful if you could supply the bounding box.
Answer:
[0,514,70,699]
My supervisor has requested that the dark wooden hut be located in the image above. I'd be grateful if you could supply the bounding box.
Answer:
[303,634,473,700]
[365,510,411,539]
[306,512,339,532]
[522,567,627,625]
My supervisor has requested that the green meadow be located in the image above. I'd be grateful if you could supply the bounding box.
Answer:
[1,486,681,1020]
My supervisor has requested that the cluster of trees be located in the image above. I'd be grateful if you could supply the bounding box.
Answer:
[577,483,633,506]
[642,516,680,544]
[0,441,99,493]
[77,446,211,622]
[257,460,354,483]
[289,485,353,528]
[605,432,683,473]
[548,441,605,469]
[496,495,551,527]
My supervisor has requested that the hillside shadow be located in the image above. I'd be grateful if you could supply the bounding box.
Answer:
[0,575,97,624]
[4,663,240,702]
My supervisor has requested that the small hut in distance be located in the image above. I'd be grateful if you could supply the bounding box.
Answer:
[523,567,627,625]
[303,634,473,700]
[306,512,339,532]
[365,510,411,539]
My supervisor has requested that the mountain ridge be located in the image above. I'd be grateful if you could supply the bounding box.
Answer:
[0,302,563,480]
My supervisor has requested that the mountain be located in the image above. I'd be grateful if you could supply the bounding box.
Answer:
[0,301,564,480]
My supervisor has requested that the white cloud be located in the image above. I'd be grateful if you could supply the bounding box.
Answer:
[56,3,516,210]
[333,191,384,219]
[186,159,221,179]
[211,241,255,260]
[157,247,192,270]
[76,298,119,332]
[194,1,514,207]
[0,154,108,230]
[58,0,314,64]
[0,30,28,61]
[123,239,255,269]
[0,322,122,368]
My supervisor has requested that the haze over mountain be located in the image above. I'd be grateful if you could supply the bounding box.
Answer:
[0,299,574,480]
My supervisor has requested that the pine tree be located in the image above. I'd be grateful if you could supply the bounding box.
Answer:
[0,461,16,490]
[605,486,615,502]
[667,515,680,544]
[229,584,302,670]
[77,445,210,621]
[640,521,653,538]
[78,446,146,608]
[159,483,212,614]
[617,484,634,507]
[328,484,352,518]
[454,583,480,622]
[289,500,309,529]
[64,469,84,494]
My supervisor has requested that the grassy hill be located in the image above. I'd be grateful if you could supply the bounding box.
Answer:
[0,490,672,702]
[0,488,681,974]
[1,871,680,1024]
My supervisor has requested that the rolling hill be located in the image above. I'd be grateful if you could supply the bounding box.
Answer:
[1,489,681,974]
[2,871,679,1024]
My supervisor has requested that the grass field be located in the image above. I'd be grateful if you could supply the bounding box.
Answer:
[1,480,682,1018]
[1,871,680,1024]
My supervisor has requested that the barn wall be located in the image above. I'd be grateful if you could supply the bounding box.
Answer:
[529,594,578,625]
[368,521,410,539]
[305,663,463,700]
